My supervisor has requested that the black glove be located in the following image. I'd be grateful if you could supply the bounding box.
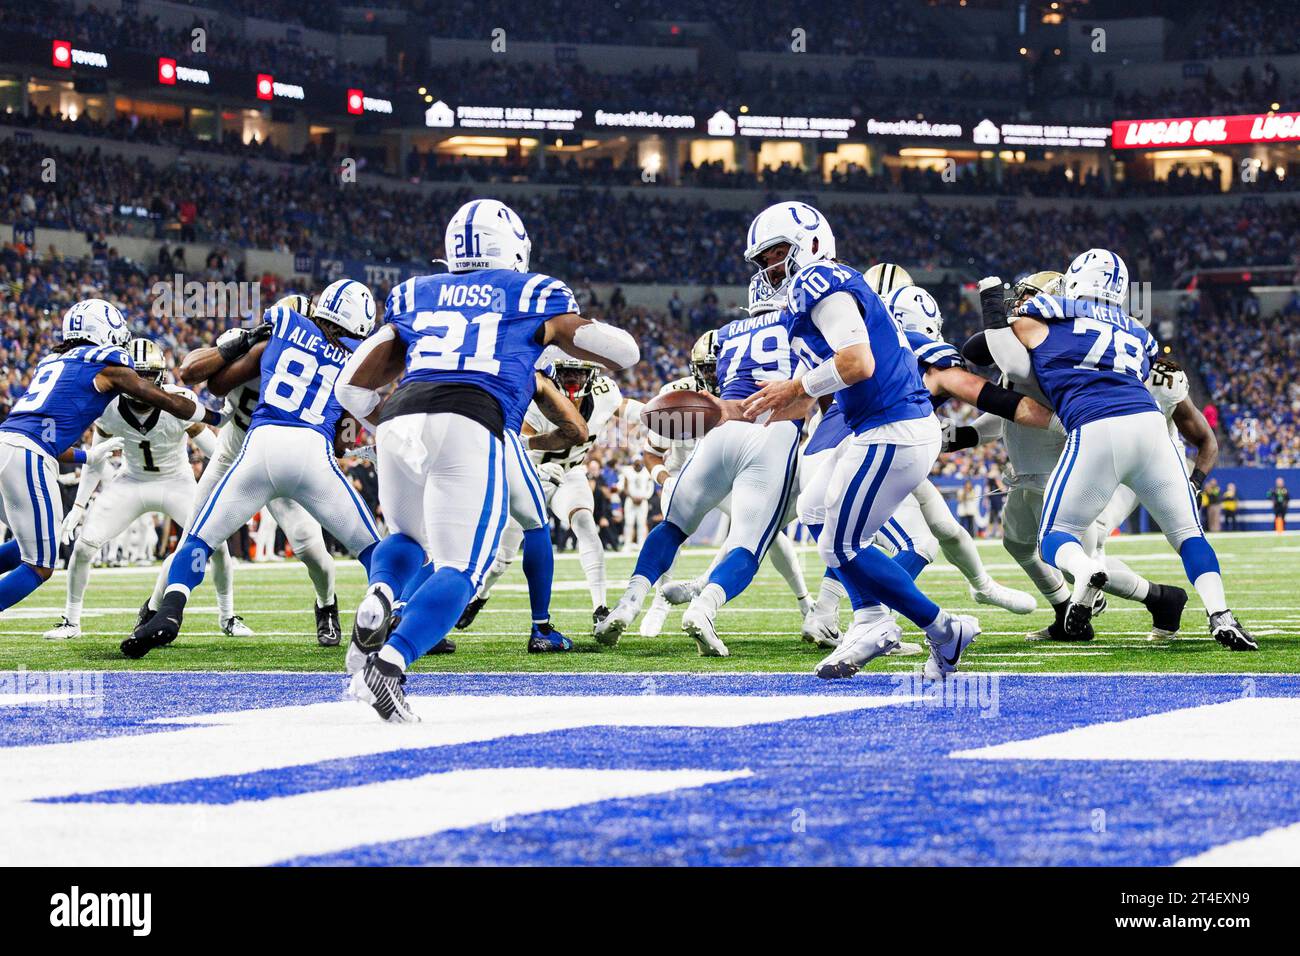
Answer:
[216,322,272,362]
[249,321,273,346]
[978,276,1009,333]
[1190,468,1207,493]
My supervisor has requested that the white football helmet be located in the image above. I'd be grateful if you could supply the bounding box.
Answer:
[444,199,531,273]
[864,262,914,298]
[888,285,944,340]
[313,279,376,338]
[744,201,835,301]
[1063,248,1129,307]
[63,298,129,348]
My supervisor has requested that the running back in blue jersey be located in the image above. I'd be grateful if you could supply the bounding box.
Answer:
[249,306,359,440]
[714,308,794,401]
[783,262,931,433]
[385,270,576,428]
[0,345,133,456]
[1018,294,1158,431]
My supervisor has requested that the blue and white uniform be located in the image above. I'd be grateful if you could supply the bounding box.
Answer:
[376,269,565,585]
[187,306,380,555]
[0,345,132,567]
[1020,294,1201,558]
[663,307,802,558]
[783,261,940,569]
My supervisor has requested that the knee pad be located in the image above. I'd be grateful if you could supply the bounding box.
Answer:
[73,536,102,561]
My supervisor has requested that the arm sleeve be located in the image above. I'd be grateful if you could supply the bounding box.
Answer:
[190,427,218,459]
[73,434,105,508]
[986,326,1033,380]
[809,292,869,351]
[971,412,1005,444]
[335,324,397,429]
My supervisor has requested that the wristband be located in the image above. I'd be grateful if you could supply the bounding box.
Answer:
[975,380,1026,421]
[652,465,671,486]
[978,277,1008,332]
[1190,468,1207,491]
[72,448,87,465]
[801,360,847,399]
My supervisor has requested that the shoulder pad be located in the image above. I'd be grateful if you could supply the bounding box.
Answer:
[519,273,578,316]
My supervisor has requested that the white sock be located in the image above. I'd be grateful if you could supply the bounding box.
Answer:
[694,582,726,616]
[766,532,811,611]
[852,604,890,627]
[922,608,953,643]
[1051,541,1105,601]
[1102,565,1150,602]
[1194,571,1228,616]
[815,575,847,618]
[164,583,191,600]
[937,525,990,590]
[295,538,336,608]
[210,543,235,621]
[571,510,606,608]
[65,540,95,625]
[378,643,406,671]
[623,574,652,608]
[478,521,523,599]
[149,552,172,612]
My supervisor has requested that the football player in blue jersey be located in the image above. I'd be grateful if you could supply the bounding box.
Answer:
[123,281,381,658]
[0,299,219,613]
[980,248,1253,651]
[595,288,805,657]
[739,202,980,680]
[334,198,639,722]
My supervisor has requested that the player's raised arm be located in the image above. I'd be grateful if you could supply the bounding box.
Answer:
[979,277,1039,379]
[540,313,639,371]
[180,323,273,390]
[95,365,220,426]
[524,372,588,452]
[1173,397,1219,490]
[335,324,406,429]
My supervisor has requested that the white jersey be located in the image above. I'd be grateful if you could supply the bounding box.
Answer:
[1001,370,1067,486]
[96,386,197,479]
[1147,364,1189,445]
[526,375,622,474]
[620,465,654,501]
[644,376,700,476]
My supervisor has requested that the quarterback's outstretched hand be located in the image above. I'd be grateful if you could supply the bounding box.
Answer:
[741,378,812,424]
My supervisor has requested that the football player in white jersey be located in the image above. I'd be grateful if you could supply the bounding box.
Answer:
[619,457,654,549]
[44,338,244,640]
[637,327,813,638]
[147,294,347,646]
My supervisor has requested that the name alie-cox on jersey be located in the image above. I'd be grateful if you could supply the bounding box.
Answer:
[286,322,351,364]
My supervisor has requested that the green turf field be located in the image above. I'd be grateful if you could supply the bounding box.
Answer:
[1,531,1296,673]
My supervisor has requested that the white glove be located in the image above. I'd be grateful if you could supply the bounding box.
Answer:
[939,419,958,451]
[347,443,378,464]
[537,461,566,488]
[60,503,85,545]
[85,437,124,468]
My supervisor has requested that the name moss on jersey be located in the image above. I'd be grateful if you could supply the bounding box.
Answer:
[97,385,197,478]
[526,375,621,474]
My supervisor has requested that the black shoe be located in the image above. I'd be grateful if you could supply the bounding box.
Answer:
[527,621,573,653]
[315,600,342,647]
[455,595,488,630]
[1063,571,1107,639]
[1046,599,1094,642]
[134,599,153,630]
[1210,610,1257,651]
[121,591,186,659]
[350,587,392,655]
[348,653,419,723]
[1144,583,1188,637]
[592,605,610,628]
[425,637,457,656]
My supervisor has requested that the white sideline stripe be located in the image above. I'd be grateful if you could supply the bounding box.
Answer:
[3,768,751,867]
[0,693,91,707]
[1175,821,1300,867]
[950,698,1300,762]
[0,694,913,804]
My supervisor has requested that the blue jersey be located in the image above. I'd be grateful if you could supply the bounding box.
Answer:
[1019,294,1158,431]
[806,330,962,454]
[715,308,794,401]
[385,270,575,430]
[249,306,359,441]
[0,344,133,457]
[784,262,931,434]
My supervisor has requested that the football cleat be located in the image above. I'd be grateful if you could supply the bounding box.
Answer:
[134,600,153,630]
[800,611,841,649]
[527,622,573,653]
[594,600,635,647]
[346,654,419,723]
[661,579,704,606]
[1092,593,1108,619]
[347,586,392,675]
[425,636,457,656]
[681,605,729,657]
[970,580,1037,615]
[1063,571,1107,639]
[887,640,925,657]
[222,615,253,637]
[314,601,342,647]
[43,617,80,641]
[1143,583,1187,639]
[639,594,670,637]
[592,605,610,626]
[455,595,488,630]
[923,614,980,680]
[1026,600,1094,642]
[121,591,186,659]
[1209,610,1257,652]
[815,619,901,679]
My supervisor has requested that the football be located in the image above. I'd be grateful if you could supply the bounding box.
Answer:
[641,389,724,439]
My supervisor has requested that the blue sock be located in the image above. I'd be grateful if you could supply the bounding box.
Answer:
[357,542,376,574]
[521,526,554,623]
[167,536,212,593]
[892,550,930,580]
[839,546,940,628]
[708,547,760,601]
[631,520,689,584]
[400,562,433,603]
[0,564,45,611]
[0,539,22,575]
[366,533,425,598]
[1039,529,1076,568]
[1178,535,1221,581]
[807,523,824,542]
[386,567,475,665]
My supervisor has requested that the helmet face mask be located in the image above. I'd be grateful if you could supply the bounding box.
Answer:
[551,361,598,400]
[690,330,720,395]
[1008,270,1064,313]
[129,337,166,385]
[744,202,835,303]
